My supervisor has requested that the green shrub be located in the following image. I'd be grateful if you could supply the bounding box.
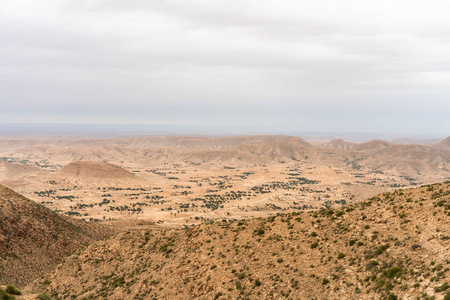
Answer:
[255,228,265,235]
[5,286,21,295]
[0,289,15,300]
[387,293,398,300]
[435,282,450,292]
[111,276,125,287]
[375,244,389,256]
[322,278,329,285]
[385,267,402,279]
[42,280,51,286]
[36,294,52,300]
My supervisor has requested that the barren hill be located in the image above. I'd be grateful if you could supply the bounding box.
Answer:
[58,161,137,179]
[1,136,449,180]
[435,137,450,149]
[32,182,450,299]
[352,139,392,151]
[391,138,442,145]
[181,138,314,164]
[351,144,450,176]
[121,135,311,150]
[0,136,313,165]
[326,139,356,150]
[0,185,112,287]
[0,161,40,180]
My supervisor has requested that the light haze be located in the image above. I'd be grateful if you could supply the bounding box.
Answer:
[1,0,449,135]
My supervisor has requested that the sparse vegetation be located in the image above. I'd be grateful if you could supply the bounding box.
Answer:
[0,289,15,300]
[2,136,450,299]
[4,286,20,295]
[24,182,450,299]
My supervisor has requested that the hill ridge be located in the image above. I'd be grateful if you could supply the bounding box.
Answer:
[0,185,112,287]
[31,181,450,299]
[58,161,137,179]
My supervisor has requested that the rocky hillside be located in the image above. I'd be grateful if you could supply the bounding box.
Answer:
[1,136,450,180]
[0,185,113,287]
[32,182,450,299]
[436,137,450,149]
[0,161,40,180]
[57,161,137,179]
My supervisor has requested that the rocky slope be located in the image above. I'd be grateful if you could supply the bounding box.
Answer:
[0,185,113,287]
[32,182,450,299]
[0,161,40,180]
[1,136,450,179]
[57,161,137,179]
[436,137,450,150]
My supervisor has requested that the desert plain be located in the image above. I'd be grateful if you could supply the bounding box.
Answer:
[1,135,449,227]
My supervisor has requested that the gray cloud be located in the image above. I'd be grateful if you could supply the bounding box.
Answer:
[0,0,449,136]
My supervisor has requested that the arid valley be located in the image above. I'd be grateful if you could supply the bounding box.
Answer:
[1,135,450,299]
[3,0,450,298]
[1,135,449,227]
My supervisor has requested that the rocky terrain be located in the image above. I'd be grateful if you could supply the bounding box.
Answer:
[0,185,113,287]
[436,137,450,150]
[0,135,449,299]
[30,181,450,299]
[57,161,138,179]
[0,136,449,227]
[0,136,449,174]
[0,161,40,181]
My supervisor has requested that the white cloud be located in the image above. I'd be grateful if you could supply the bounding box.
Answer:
[0,0,449,135]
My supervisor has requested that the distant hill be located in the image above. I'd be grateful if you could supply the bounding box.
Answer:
[352,139,392,151]
[0,135,449,181]
[391,137,442,145]
[435,136,450,149]
[0,185,112,287]
[122,135,311,150]
[32,182,450,299]
[181,138,314,164]
[352,143,450,176]
[326,139,356,150]
[58,161,137,179]
[0,161,40,180]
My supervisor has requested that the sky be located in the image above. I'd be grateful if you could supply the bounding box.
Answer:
[1,0,450,136]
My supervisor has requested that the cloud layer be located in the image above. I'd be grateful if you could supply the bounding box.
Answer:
[1,0,449,135]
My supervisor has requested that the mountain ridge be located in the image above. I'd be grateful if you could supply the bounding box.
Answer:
[0,185,113,287]
[30,181,450,299]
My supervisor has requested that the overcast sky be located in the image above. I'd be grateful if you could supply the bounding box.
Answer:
[1,0,449,136]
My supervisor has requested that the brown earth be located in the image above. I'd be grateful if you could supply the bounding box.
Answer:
[0,161,41,180]
[436,137,450,149]
[0,185,113,287]
[0,135,449,228]
[0,135,449,299]
[57,161,138,179]
[29,181,450,299]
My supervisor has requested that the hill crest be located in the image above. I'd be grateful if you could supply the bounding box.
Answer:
[0,161,40,179]
[0,185,111,287]
[435,136,450,149]
[58,161,136,179]
[31,182,450,299]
